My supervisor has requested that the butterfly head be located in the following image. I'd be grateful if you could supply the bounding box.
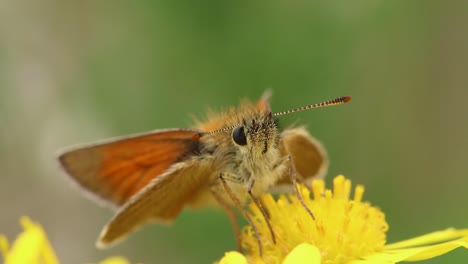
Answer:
[231,112,279,158]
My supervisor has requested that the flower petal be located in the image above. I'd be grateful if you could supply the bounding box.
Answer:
[350,232,468,263]
[218,251,249,264]
[2,217,58,264]
[282,243,321,264]
[0,235,9,259]
[387,238,468,261]
[385,228,468,249]
[98,256,131,264]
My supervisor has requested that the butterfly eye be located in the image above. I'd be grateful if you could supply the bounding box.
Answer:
[232,126,247,146]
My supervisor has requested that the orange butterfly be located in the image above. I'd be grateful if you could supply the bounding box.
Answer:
[58,92,350,251]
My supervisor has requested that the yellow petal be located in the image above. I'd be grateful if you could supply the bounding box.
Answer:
[98,256,131,264]
[387,238,468,261]
[0,235,9,258]
[218,251,248,264]
[4,217,59,264]
[350,232,468,263]
[385,228,468,249]
[282,243,321,264]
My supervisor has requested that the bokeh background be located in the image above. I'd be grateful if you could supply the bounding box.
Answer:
[1,1,467,263]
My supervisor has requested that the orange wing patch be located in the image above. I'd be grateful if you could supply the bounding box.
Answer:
[59,129,201,207]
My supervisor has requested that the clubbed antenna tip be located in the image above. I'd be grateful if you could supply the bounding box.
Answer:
[342,96,352,103]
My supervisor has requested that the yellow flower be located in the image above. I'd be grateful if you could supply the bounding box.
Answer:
[219,175,468,263]
[1,216,130,264]
[0,217,59,264]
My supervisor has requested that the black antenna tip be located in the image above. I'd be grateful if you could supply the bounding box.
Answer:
[342,96,352,103]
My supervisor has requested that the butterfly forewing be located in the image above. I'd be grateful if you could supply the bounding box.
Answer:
[58,129,201,206]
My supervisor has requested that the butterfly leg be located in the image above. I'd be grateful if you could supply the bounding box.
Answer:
[287,155,315,220]
[292,172,313,192]
[219,172,264,257]
[211,189,241,252]
[247,179,276,244]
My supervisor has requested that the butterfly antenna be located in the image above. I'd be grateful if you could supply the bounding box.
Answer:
[207,124,240,135]
[273,96,351,117]
[206,96,351,135]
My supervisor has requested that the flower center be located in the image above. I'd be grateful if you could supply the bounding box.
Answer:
[242,175,389,264]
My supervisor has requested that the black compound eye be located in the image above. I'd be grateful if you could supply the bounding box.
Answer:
[232,126,247,146]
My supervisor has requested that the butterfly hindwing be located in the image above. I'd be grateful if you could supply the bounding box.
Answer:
[97,156,213,247]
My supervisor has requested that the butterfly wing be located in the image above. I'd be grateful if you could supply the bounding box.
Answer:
[97,156,213,248]
[256,90,272,112]
[58,129,201,207]
[271,127,328,191]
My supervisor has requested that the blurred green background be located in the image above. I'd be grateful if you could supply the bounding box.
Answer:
[1,1,467,263]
